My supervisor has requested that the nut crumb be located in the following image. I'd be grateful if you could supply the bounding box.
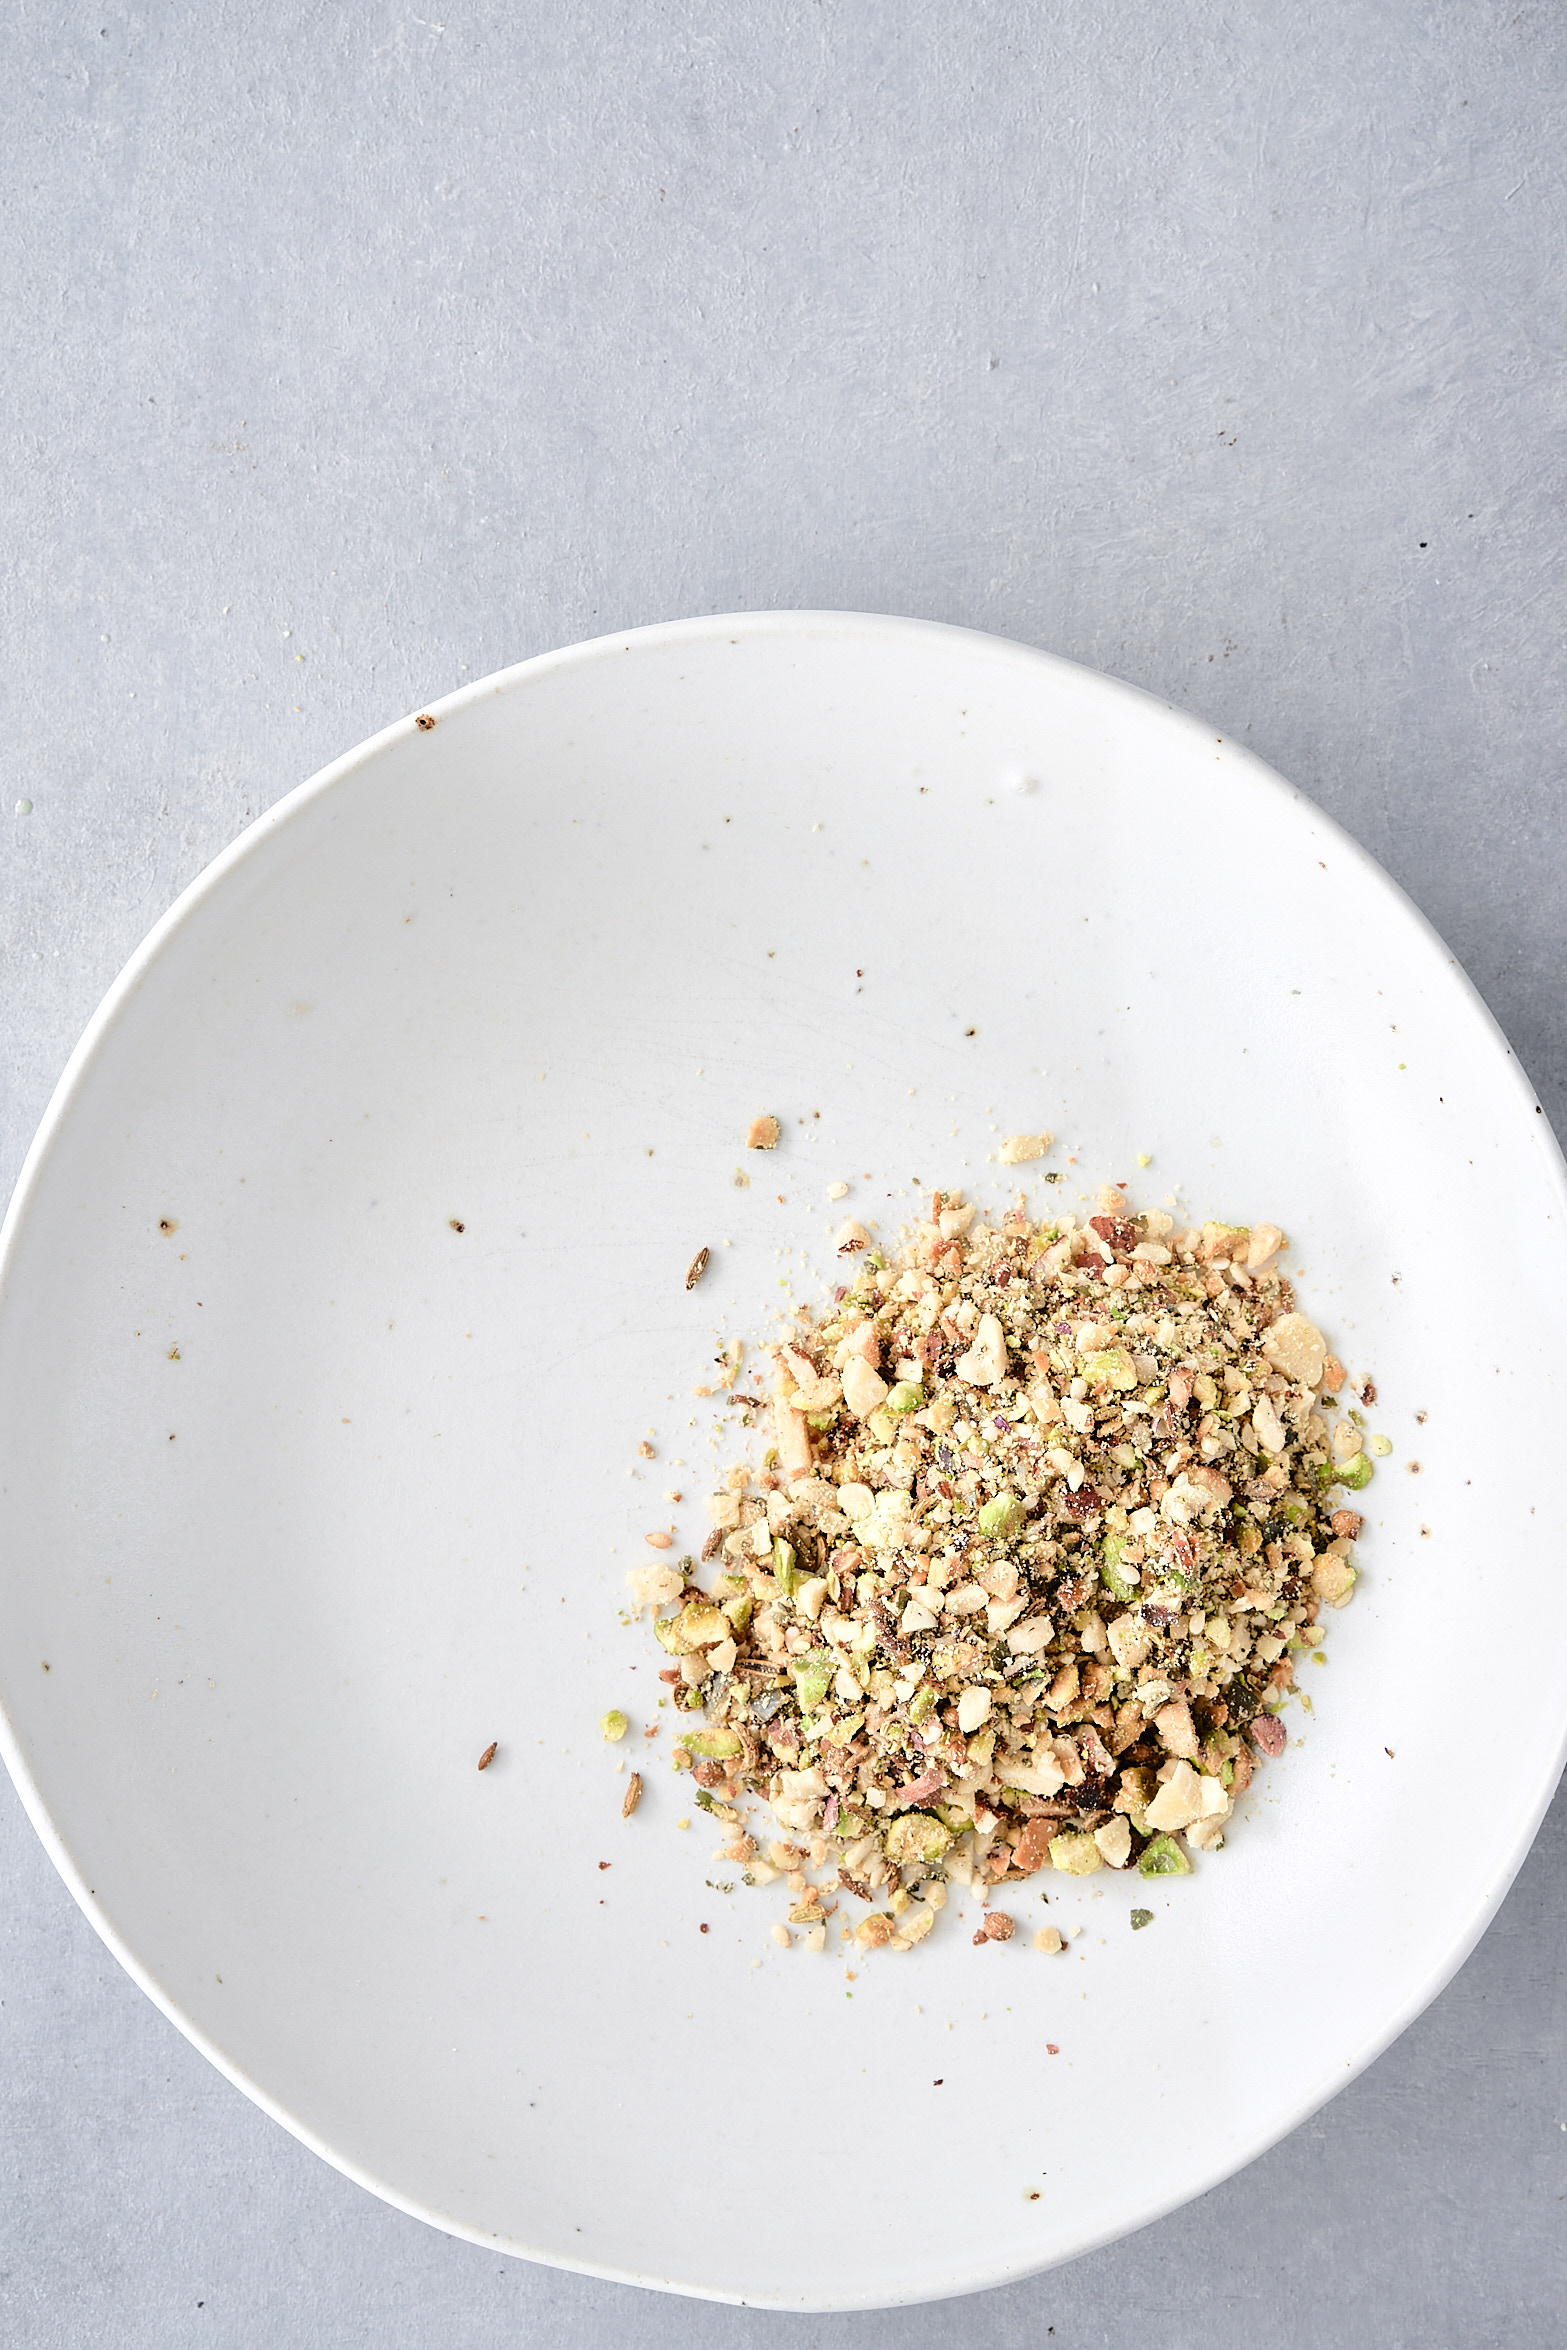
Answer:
[746,1115,781,1150]
[623,1772,643,1816]
[476,1742,497,1771]
[996,1133,1053,1165]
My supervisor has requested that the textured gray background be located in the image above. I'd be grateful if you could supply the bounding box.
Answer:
[2,2,1564,2343]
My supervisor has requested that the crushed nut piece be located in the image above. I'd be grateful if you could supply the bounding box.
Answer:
[747,1115,781,1150]
[622,1772,644,1817]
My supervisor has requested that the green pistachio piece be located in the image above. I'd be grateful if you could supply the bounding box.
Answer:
[772,1538,802,1595]
[1100,1534,1139,1604]
[1138,1834,1192,1878]
[885,1381,924,1415]
[884,1811,953,1865]
[674,1602,729,1647]
[1049,1830,1103,1877]
[791,1654,833,1711]
[599,1709,629,1743]
[682,1727,743,1759]
[977,1490,1026,1541]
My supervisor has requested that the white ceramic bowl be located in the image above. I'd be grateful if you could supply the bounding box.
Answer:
[1,613,1563,2309]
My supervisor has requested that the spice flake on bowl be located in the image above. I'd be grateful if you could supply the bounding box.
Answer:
[625,1185,1370,1952]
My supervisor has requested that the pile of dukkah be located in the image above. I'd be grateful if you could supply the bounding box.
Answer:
[627,1185,1371,1954]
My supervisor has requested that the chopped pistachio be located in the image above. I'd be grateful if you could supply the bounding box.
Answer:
[683,1726,744,1760]
[791,1654,832,1711]
[599,1709,629,1743]
[884,1811,953,1865]
[1100,1535,1139,1604]
[1049,1830,1103,1877]
[977,1490,1026,1541]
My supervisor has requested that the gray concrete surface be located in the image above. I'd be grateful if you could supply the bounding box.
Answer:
[2,3,1564,2342]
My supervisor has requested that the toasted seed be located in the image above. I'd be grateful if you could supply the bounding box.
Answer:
[477,1742,497,1771]
[622,1771,643,1817]
[686,1246,711,1290]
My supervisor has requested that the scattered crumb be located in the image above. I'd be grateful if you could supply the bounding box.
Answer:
[747,1116,781,1150]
